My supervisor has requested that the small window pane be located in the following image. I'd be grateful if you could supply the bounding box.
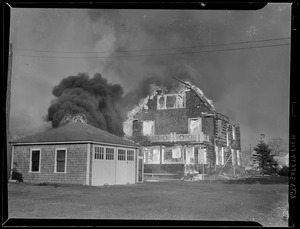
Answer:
[106,148,115,160]
[118,149,126,161]
[127,150,134,161]
[95,147,104,160]
[177,94,185,108]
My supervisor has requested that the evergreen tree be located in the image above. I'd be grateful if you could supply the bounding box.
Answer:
[253,140,278,175]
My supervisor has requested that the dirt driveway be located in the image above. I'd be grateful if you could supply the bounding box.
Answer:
[7,181,288,226]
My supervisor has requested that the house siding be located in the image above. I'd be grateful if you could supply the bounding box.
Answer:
[13,143,88,185]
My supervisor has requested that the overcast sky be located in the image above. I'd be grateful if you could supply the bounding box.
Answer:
[9,4,291,150]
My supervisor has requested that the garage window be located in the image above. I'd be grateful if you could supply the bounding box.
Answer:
[118,149,126,161]
[55,149,67,173]
[95,146,104,160]
[30,149,41,172]
[106,148,115,160]
[127,150,134,161]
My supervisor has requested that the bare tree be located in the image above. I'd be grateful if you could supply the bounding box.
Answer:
[268,137,288,157]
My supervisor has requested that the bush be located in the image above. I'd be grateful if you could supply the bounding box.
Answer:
[11,168,23,182]
[277,165,289,176]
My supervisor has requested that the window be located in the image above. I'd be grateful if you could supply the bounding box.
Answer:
[157,93,186,110]
[142,120,155,136]
[217,120,222,135]
[166,95,177,108]
[106,147,115,160]
[198,148,207,164]
[95,146,104,160]
[232,126,236,140]
[188,118,202,133]
[127,150,134,161]
[55,149,66,173]
[118,149,126,161]
[162,146,182,164]
[144,148,160,164]
[30,149,41,172]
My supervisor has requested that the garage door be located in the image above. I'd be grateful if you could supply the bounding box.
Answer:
[92,146,116,186]
[92,146,136,186]
[115,148,136,184]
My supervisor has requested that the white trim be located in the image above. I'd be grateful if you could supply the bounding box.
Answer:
[54,148,67,173]
[226,131,229,146]
[237,150,240,166]
[221,147,225,165]
[232,126,236,140]
[86,143,91,185]
[29,148,41,173]
[11,145,14,177]
[215,146,219,165]
[11,140,140,149]
[157,93,186,110]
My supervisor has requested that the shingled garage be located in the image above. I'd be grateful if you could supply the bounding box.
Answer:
[10,122,142,186]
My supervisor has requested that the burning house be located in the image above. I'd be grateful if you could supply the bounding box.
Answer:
[123,79,241,177]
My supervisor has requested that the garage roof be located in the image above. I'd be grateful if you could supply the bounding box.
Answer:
[11,122,139,148]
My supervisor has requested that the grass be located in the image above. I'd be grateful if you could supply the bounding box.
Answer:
[7,180,288,226]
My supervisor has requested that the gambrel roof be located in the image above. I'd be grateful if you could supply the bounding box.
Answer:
[10,122,139,148]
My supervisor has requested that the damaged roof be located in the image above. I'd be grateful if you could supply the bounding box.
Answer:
[11,122,139,148]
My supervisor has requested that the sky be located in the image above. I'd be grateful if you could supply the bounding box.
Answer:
[8,3,291,151]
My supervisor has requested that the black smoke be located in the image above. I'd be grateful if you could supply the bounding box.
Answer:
[46,73,125,136]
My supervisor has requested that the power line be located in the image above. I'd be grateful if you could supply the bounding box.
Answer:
[12,37,290,54]
[14,43,290,59]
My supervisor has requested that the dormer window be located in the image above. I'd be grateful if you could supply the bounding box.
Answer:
[157,93,186,110]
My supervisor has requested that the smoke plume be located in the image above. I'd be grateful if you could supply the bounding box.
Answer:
[46,73,125,136]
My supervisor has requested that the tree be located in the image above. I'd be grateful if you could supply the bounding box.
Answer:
[268,137,288,157]
[253,140,279,175]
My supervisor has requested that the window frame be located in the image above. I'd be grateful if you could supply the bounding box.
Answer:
[117,148,127,161]
[142,120,155,136]
[105,147,115,160]
[188,118,202,134]
[29,148,41,173]
[157,93,186,110]
[54,148,67,173]
[127,149,135,161]
[94,145,105,160]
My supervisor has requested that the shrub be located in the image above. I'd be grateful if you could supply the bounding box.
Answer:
[277,165,289,176]
[11,168,23,182]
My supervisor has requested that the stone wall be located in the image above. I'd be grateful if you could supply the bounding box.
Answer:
[12,143,88,185]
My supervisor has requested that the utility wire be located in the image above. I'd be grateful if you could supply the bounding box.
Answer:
[13,43,290,59]
[12,37,290,54]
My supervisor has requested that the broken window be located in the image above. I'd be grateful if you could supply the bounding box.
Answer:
[186,147,195,164]
[198,148,207,164]
[144,148,160,164]
[177,94,185,108]
[162,146,182,164]
[188,118,202,134]
[142,120,155,136]
[166,95,176,109]
[157,93,186,110]
[157,96,165,109]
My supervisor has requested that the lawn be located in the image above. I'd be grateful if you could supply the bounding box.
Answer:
[7,180,288,227]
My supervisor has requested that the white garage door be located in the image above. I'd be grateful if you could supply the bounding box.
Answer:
[116,148,136,185]
[92,145,136,186]
[92,146,116,186]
